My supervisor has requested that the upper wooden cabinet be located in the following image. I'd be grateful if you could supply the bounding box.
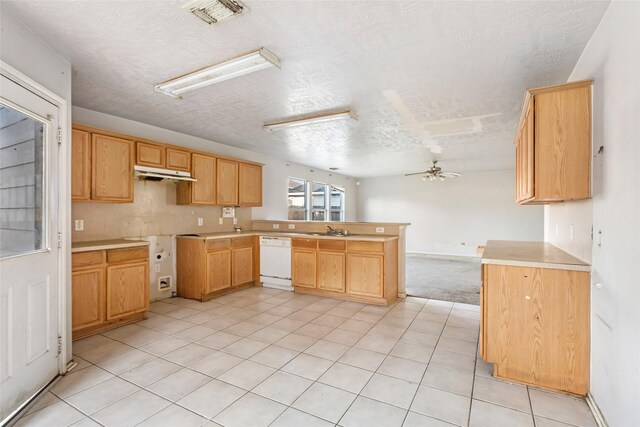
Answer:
[177,153,216,205]
[92,134,134,202]
[515,80,592,204]
[239,162,263,206]
[166,147,191,172]
[217,159,239,206]
[71,129,91,201]
[136,141,165,168]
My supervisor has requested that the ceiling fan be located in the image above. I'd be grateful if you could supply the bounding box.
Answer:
[405,160,461,181]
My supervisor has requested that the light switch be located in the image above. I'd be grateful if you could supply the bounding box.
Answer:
[375,227,384,233]
[197,217,203,226]
[218,218,224,225]
[288,224,295,229]
[233,218,238,225]
[273,224,280,229]
[74,220,84,231]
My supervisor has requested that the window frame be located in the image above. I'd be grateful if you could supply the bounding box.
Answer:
[287,178,345,222]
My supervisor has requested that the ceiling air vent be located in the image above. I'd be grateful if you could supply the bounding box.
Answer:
[185,0,247,25]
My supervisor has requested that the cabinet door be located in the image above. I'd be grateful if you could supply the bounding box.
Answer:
[207,250,231,293]
[317,251,345,292]
[346,253,383,297]
[136,141,165,168]
[522,101,535,200]
[238,162,262,206]
[71,129,91,201]
[190,153,216,204]
[166,148,191,172]
[232,247,253,286]
[106,261,148,320]
[72,268,105,331]
[292,249,316,288]
[92,134,134,202]
[217,159,239,206]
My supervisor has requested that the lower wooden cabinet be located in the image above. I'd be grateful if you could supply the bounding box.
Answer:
[292,249,317,289]
[317,251,345,292]
[481,263,590,395]
[177,236,257,301]
[346,253,383,298]
[71,245,149,339]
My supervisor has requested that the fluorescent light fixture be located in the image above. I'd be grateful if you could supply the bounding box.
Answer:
[263,110,356,131]
[155,48,280,98]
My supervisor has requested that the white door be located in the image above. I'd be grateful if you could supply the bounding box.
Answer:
[0,74,61,421]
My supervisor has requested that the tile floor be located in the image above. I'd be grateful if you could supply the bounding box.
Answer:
[17,288,598,427]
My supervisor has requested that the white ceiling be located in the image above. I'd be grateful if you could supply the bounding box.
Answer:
[4,1,609,177]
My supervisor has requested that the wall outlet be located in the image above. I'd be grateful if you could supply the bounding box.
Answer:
[197,217,203,226]
[375,227,385,233]
[154,264,161,273]
[218,218,224,225]
[233,218,238,225]
[288,224,295,230]
[74,219,84,231]
[273,224,280,229]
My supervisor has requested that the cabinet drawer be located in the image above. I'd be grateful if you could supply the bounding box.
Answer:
[207,239,231,251]
[72,251,105,270]
[292,238,317,249]
[232,237,253,249]
[319,239,346,251]
[347,241,384,253]
[107,246,149,264]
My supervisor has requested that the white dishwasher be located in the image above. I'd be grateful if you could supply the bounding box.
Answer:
[259,236,293,291]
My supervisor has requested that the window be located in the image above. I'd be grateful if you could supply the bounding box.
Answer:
[287,178,345,221]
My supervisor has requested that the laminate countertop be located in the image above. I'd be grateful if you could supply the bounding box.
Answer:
[482,240,591,272]
[176,231,399,242]
[72,239,150,253]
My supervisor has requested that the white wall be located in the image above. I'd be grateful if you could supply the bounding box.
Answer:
[72,107,358,222]
[545,2,640,424]
[1,8,73,361]
[357,169,544,256]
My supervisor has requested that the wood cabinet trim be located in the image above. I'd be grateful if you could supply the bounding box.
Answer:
[106,260,149,321]
[91,133,134,202]
[216,158,239,206]
[136,141,166,168]
[71,129,91,201]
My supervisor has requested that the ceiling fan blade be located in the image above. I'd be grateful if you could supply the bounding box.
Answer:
[440,172,461,178]
[404,171,428,176]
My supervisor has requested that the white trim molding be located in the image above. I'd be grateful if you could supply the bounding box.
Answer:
[586,394,609,427]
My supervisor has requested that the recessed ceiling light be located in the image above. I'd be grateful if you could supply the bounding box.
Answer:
[185,0,247,26]
[263,110,356,131]
[155,48,280,98]
[329,167,339,171]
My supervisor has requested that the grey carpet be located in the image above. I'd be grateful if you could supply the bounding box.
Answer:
[405,255,481,305]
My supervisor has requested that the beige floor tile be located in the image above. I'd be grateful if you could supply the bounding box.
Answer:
[403,410,458,427]
[270,317,307,332]
[325,307,360,318]
[304,339,350,361]
[173,325,215,342]
[271,407,334,427]
[136,404,209,427]
[340,395,407,427]
[368,324,407,340]
[220,337,269,358]
[355,334,398,354]
[339,347,387,371]
[148,301,181,314]
[265,305,299,317]
[70,418,102,427]
[361,373,419,410]
[338,318,375,333]
[281,353,334,380]
[96,348,155,374]
[322,328,363,346]
[470,399,534,427]
[15,401,85,427]
[166,307,200,319]
[196,330,242,349]
[77,340,133,364]
[217,360,276,390]
[146,368,211,401]
[119,359,181,387]
[246,301,279,313]
[472,376,531,412]
[389,341,434,363]
[91,389,170,427]
[529,389,597,427]
[177,379,245,419]
[249,345,299,369]
[203,315,241,331]
[295,322,333,338]
[450,309,479,320]
[408,320,445,336]
[534,416,579,427]
[69,356,92,372]
[253,371,313,405]
[399,330,440,347]
[118,328,168,347]
[442,325,479,342]
[318,362,374,393]
[249,312,283,326]
[378,316,415,329]
[137,336,189,356]
[312,313,347,327]
[162,343,212,366]
[248,326,290,344]
[445,316,479,330]
[51,366,114,399]
[189,350,243,377]
[437,336,478,356]
[65,377,139,414]
[288,309,321,322]
[351,311,385,323]
[420,305,451,316]
[275,332,318,351]
[430,348,476,373]
[378,355,427,383]
[145,318,192,335]
[181,310,218,325]
[224,320,265,337]
[26,392,60,415]
[292,382,356,423]
[422,364,474,397]
[214,392,286,427]
[102,324,146,340]
[411,385,471,426]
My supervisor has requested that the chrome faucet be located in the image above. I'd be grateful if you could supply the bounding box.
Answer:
[326,225,336,234]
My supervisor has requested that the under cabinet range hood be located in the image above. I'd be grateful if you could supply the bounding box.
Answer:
[134,165,197,182]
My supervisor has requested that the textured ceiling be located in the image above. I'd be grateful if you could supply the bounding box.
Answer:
[4,1,609,177]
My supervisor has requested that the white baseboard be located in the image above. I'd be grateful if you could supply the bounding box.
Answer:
[586,393,608,427]
[406,251,480,261]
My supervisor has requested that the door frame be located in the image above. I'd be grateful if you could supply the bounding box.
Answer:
[1,60,70,375]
